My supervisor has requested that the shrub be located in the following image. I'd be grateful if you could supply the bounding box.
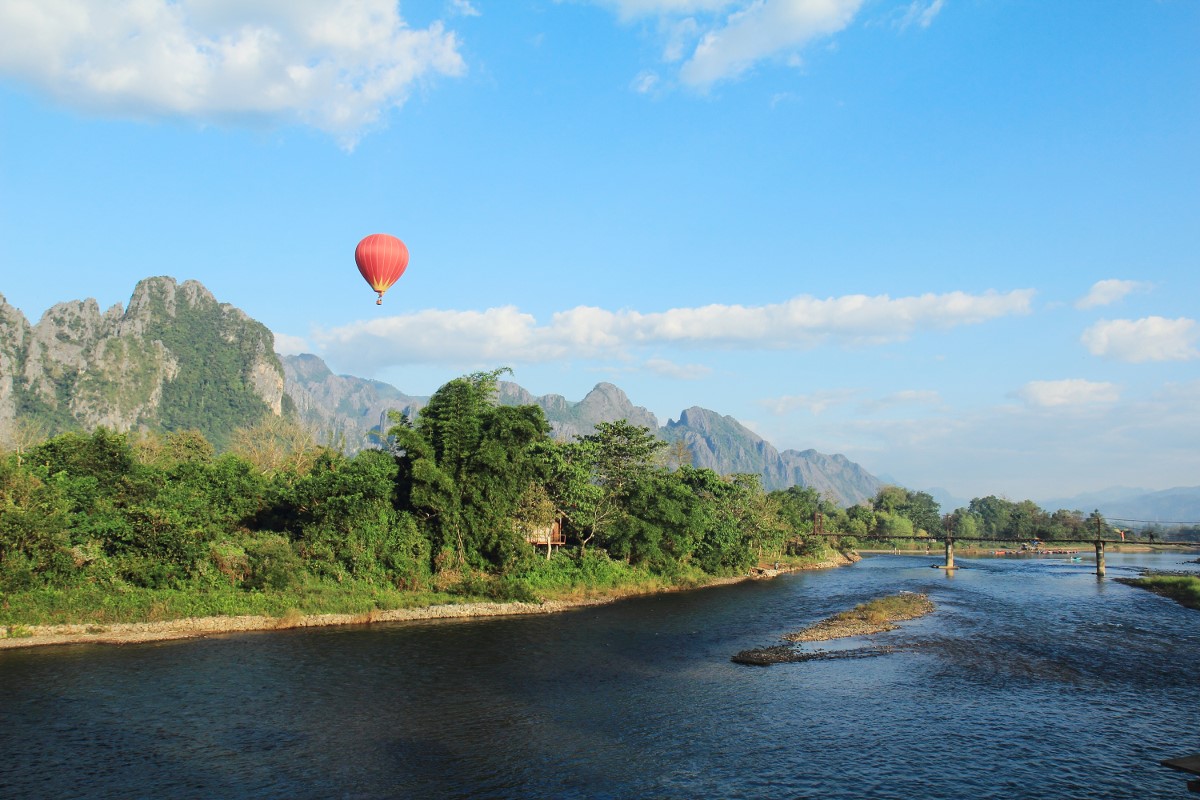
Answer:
[246,536,303,591]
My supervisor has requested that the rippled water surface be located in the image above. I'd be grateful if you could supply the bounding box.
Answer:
[2,552,1198,799]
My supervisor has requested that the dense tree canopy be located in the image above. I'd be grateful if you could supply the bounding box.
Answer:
[0,369,1145,604]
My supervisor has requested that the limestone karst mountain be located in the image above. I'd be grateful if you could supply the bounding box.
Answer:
[0,277,285,448]
[0,277,884,505]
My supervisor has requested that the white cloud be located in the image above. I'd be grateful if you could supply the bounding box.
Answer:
[631,70,660,93]
[1018,379,1120,409]
[896,0,944,30]
[860,389,943,412]
[679,0,864,87]
[1081,317,1199,363]
[448,0,481,17]
[831,380,1200,501]
[0,0,466,147]
[593,0,863,88]
[314,288,1035,374]
[1075,278,1151,309]
[642,358,713,379]
[762,388,858,415]
[600,1,738,22]
[272,332,312,356]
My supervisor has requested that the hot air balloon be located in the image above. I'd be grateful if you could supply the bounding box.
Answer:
[355,233,409,305]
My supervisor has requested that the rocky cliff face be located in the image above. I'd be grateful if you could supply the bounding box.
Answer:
[0,295,32,435]
[0,277,285,446]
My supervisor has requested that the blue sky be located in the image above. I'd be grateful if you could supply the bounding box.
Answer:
[1,0,1197,503]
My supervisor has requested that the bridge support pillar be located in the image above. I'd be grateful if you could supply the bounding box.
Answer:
[944,537,955,570]
[1095,540,1105,577]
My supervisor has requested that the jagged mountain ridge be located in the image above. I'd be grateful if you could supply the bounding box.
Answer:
[0,276,882,505]
[284,354,883,505]
[0,277,284,447]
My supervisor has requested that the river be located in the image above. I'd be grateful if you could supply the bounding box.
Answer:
[1,551,1197,799]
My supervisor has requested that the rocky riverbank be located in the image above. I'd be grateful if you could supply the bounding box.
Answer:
[0,551,859,651]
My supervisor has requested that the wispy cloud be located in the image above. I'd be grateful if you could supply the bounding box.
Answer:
[860,389,944,413]
[272,332,312,356]
[1018,379,1120,408]
[679,0,863,87]
[631,70,660,93]
[642,358,713,379]
[1081,316,1199,363]
[448,0,481,17]
[1075,278,1151,309]
[0,0,466,147]
[311,288,1034,374]
[896,0,945,31]
[836,380,1200,501]
[592,0,864,88]
[599,1,738,22]
[762,389,859,415]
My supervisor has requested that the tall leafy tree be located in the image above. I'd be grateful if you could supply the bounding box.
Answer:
[388,369,551,571]
[549,420,667,554]
[681,468,760,574]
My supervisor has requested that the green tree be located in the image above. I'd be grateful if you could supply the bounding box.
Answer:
[549,420,667,554]
[901,491,941,535]
[0,456,75,590]
[968,495,1014,539]
[681,468,760,574]
[606,468,702,570]
[388,369,551,572]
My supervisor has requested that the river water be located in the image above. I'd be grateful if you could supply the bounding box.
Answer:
[2,552,1198,799]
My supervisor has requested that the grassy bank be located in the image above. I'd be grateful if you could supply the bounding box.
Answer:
[0,549,855,645]
[1119,574,1200,611]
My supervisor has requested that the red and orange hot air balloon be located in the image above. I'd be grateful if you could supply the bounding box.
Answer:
[355,233,409,305]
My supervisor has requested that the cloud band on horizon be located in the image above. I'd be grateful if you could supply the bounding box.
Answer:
[299,288,1035,375]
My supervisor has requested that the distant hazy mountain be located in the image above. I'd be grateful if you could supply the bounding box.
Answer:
[283,354,883,506]
[496,380,659,442]
[1039,486,1200,527]
[662,407,883,503]
[926,487,969,513]
[284,353,427,446]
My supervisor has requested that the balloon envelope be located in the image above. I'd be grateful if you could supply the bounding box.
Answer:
[355,233,409,304]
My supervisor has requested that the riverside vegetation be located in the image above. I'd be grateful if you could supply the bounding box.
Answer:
[0,367,1161,637]
[1,369,856,634]
[1119,574,1200,611]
